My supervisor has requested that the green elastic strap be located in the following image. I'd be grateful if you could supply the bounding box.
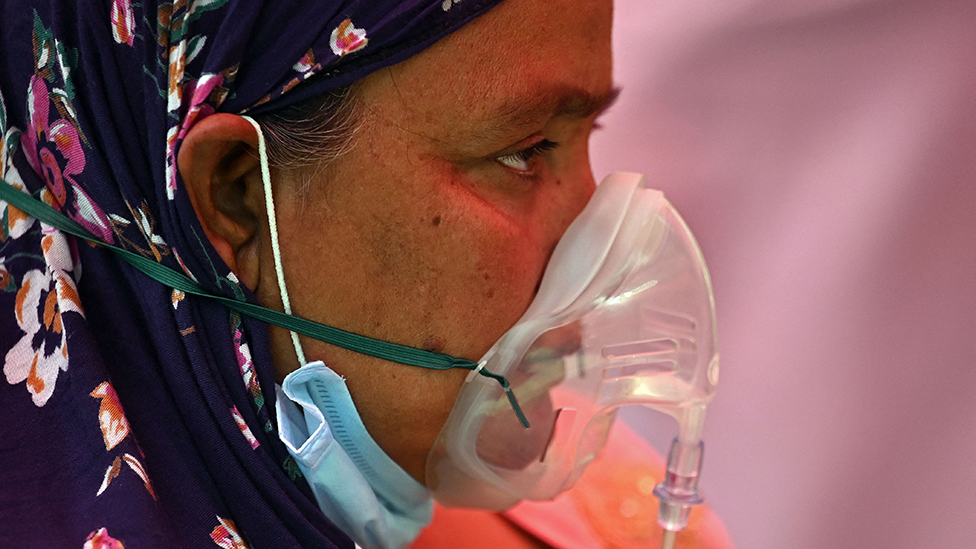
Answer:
[0,179,529,428]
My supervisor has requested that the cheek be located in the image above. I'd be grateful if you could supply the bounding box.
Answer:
[384,195,549,360]
[401,170,593,360]
[460,229,543,350]
[278,175,549,365]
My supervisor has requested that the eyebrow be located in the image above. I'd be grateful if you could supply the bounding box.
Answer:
[557,85,621,119]
[490,85,622,133]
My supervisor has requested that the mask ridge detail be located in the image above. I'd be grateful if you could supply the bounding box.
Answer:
[277,361,433,549]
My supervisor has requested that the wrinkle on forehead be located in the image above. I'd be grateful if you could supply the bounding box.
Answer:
[347,0,614,166]
[497,85,620,123]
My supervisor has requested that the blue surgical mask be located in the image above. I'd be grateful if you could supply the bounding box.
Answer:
[276,361,433,549]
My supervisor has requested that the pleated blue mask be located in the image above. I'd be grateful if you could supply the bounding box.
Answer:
[276,362,433,549]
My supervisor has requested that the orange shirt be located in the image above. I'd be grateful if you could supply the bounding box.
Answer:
[411,421,733,549]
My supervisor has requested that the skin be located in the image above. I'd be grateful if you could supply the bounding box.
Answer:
[178,0,614,483]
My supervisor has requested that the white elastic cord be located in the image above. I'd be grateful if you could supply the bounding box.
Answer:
[241,116,307,367]
[464,360,488,383]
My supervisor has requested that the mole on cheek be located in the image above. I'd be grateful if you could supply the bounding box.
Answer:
[432,215,441,226]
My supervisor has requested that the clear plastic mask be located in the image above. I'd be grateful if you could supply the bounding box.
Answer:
[426,172,719,511]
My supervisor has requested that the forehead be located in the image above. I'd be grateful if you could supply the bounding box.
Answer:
[356,0,614,137]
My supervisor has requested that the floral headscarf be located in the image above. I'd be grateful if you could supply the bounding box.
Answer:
[0,0,502,547]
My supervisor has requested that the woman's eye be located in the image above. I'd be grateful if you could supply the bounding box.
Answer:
[497,151,533,172]
[495,139,559,174]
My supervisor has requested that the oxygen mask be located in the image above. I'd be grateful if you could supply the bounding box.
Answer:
[425,172,719,541]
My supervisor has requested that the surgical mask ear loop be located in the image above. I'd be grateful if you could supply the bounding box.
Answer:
[241,115,307,367]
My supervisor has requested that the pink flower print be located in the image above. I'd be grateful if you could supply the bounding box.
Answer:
[21,76,113,243]
[211,516,249,549]
[4,228,83,406]
[177,73,224,142]
[165,125,180,200]
[111,0,136,46]
[330,19,368,57]
[172,246,199,281]
[293,50,317,74]
[84,528,125,549]
[166,72,226,200]
[234,327,258,394]
[91,382,130,450]
[231,405,260,449]
[275,51,324,97]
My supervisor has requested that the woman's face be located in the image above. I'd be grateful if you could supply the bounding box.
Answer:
[262,0,614,482]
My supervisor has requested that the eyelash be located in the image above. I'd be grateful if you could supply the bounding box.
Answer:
[496,139,560,174]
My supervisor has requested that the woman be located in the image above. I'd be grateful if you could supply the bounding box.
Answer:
[1,0,728,547]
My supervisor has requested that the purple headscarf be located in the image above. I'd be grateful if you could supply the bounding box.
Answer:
[0,0,502,547]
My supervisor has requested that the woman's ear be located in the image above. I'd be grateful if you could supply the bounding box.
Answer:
[177,113,264,291]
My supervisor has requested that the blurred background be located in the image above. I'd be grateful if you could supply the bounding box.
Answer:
[590,0,976,547]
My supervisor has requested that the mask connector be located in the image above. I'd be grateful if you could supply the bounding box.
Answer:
[455,358,530,429]
[653,437,705,539]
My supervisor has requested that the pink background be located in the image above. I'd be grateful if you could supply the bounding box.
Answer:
[591,0,976,547]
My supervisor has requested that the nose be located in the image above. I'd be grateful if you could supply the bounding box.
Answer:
[544,146,598,253]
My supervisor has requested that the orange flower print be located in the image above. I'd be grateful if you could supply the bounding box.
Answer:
[2,95,34,242]
[4,227,82,406]
[89,381,156,499]
[91,382,130,450]
[84,528,125,549]
[0,176,35,242]
[167,41,187,112]
[172,288,185,309]
[96,456,122,497]
[211,516,250,549]
[0,258,13,291]
[111,0,136,46]
[121,453,156,499]
[329,19,368,57]
[96,453,156,499]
